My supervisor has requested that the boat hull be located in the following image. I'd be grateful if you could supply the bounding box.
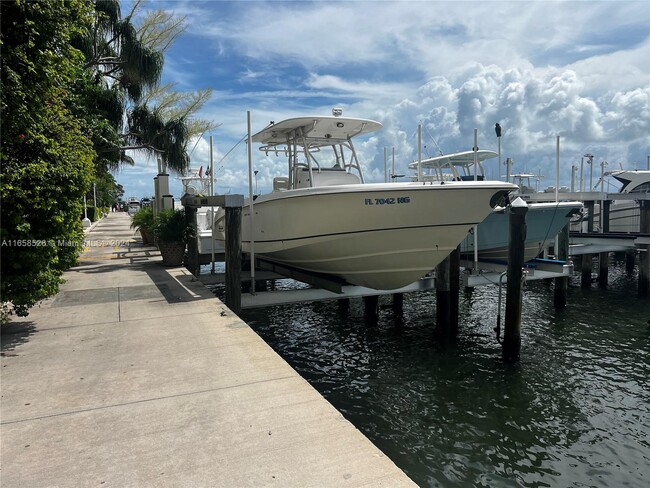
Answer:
[460,201,583,262]
[237,181,515,289]
[587,201,641,233]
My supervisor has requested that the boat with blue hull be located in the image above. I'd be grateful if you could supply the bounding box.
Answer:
[408,150,583,263]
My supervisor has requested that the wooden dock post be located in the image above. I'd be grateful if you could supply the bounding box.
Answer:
[581,254,592,288]
[554,223,569,309]
[585,201,595,232]
[435,254,451,333]
[503,198,528,361]
[574,254,583,274]
[181,194,244,314]
[598,200,610,288]
[450,245,460,331]
[363,295,379,323]
[639,200,650,298]
[184,205,200,277]
[338,298,350,315]
[598,252,609,288]
[224,205,242,315]
[625,250,636,275]
[392,293,404,314]
[580,200,596,289]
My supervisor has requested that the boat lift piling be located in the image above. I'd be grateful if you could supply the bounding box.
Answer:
[434,245,461,334]
[363,296,380,324]
[640,200,650,297]
[599,200,611,288]
[503,198,528,361]
[450,245,460,331]
[554,223,569,309]
[184,205,200,276]
[181,194,245,314]
[552,136,569,309]
[582,200,596,288]
[435,252,452,332]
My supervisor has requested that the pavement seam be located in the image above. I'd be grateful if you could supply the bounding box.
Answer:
[1,375,297,426]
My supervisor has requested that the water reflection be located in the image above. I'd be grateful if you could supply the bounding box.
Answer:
[240,261,650,487]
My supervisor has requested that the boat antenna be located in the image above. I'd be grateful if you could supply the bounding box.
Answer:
[422,122,444,156]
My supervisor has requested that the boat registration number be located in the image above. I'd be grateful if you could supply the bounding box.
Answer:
[364,196,411,205]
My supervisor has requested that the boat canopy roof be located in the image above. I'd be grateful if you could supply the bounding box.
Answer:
[252,115,383,149]
[510,173,539,179]
[408,150,497,170]
[608,170,650,193]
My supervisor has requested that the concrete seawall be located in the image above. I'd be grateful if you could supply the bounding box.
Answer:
[1,212,416,487]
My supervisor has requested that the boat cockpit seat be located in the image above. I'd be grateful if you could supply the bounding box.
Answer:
[273,176,290,192]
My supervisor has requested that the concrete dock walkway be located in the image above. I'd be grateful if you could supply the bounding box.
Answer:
[1,212,416,487]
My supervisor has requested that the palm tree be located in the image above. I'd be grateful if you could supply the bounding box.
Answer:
[76,0,215,174]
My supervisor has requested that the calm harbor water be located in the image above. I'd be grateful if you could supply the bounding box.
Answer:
[226,259,648,487]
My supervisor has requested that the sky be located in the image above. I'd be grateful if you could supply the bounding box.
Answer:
[117,0,650,200]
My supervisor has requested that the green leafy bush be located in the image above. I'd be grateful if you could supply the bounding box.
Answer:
[130,207,155,233]
[1,0,95,317]
[153,209,194,243]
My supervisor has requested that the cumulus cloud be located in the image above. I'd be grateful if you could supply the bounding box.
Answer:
[119,0,649,198]
[367,64,648,186]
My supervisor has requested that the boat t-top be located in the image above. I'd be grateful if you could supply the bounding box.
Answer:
[217,109,517,290]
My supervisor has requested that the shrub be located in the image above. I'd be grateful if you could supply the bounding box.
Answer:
[152,209,194,243]
[130,206,154,232]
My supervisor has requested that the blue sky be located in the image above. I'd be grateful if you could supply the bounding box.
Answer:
[118,0,650,200]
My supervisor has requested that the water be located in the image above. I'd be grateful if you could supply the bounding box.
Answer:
[224,260,650,487]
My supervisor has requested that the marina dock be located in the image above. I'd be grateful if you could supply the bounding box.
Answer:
[0,213,416,487]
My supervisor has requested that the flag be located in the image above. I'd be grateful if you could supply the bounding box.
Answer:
[198,166,203,178]
[205,166,212,177]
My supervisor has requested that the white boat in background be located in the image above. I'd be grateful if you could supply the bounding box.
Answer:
[180,169,224,255]
[590,170,650,233]
[126,196,141,216]
[611,170,650,194]
[409,150,583,263]
[215,110,516,290]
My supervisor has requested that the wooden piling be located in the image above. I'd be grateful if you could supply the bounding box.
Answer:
[503,199,528,361]
[225,206,242,315]
[600,200,610,232]
[625,250,636,275]
[579,200,596,290]
[450,245,460,332]
[598,200,610,288]
[639,200,650,298]
[363,295,379,323]
[184,206,200,277]
[581,255,593,288]
[574,253,583,274]
[585,201,595,232]
[554,223,569,309]
[435,253,451,333]
[181,194,244,314]
[392,293,403,314]
[598,252,609,288]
